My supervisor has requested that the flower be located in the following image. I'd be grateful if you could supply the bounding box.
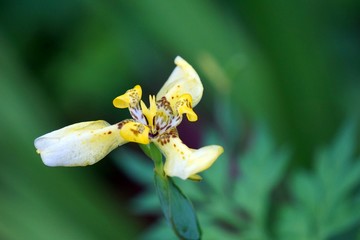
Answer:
[34,56,223,180]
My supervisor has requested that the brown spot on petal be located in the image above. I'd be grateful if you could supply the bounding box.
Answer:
[117,122,125,129]
[117,119,132,129]
[157,133,170,146]
[156,128,179,146]
[169,128,178,138]
[130,128,139,136]
[158,97,172,112]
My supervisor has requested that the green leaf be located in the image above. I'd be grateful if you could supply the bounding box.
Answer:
[276,206,312,240]
[277,123,360,239]
[291,171,320,210]
[154,172,201,240]
[234,127,289,220]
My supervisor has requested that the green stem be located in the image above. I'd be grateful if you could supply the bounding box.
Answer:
[139,143,164,176]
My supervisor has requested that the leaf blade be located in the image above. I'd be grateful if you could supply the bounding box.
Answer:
[154,172,201,240]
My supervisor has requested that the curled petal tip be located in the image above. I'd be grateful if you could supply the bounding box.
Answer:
[176,94,198,122]
[113,85,142,108]
[113,95,130,109]
[156,57,203,108]
[186,111,198,122]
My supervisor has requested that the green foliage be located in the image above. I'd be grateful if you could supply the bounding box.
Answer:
[154,173,201,240]
[116,118,360,240]
[231,129,289,239]
[277,123,360,240]
[116,124,290,239]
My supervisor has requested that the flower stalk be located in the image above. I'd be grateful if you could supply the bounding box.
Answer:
[139,143,164,175]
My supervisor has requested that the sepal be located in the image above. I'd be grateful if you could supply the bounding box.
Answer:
[34,121,125,166]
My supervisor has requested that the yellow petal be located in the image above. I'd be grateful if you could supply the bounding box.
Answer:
[113,85,142,108]
[156,56,203,108]
[34,120,126,166]
[153,129,223,180]
[119,121,150,144]
[175,94,198,122]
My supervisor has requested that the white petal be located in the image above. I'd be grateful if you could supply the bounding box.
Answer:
[34,121,126,166]
[156,56,203,108]
[154,131,223,180]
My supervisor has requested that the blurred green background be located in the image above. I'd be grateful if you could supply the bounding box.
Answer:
[1,0,360,239]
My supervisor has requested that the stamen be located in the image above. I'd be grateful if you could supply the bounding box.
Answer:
[140,95,158,133]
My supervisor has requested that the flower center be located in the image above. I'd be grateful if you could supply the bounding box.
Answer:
[113,85,198,140]
[139,95,179,138]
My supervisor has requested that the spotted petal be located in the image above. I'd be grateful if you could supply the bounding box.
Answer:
[154,129,223,180]
[156,56,203,108]
[34,120,126,166]
[113,85,142,109]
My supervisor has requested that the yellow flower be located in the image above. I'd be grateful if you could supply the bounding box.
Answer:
[34,56,223,180]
